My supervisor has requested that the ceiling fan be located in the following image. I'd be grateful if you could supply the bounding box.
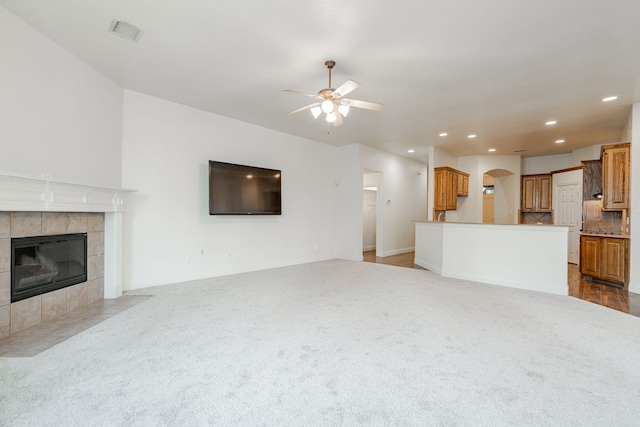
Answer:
[284,60,383,126]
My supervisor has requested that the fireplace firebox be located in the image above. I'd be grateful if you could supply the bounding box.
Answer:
[11,233,88,303]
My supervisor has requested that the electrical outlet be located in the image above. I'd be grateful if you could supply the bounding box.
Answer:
[186,257,192,264]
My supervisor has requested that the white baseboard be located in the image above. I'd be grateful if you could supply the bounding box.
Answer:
[376,247,414,257]
[414,257,440,274]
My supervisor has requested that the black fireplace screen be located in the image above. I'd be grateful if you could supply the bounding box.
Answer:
[11,233,87,303]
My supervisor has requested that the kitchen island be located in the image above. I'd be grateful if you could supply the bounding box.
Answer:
[414,221,569,295]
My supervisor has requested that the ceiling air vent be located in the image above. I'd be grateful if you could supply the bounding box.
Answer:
[108,19,143,42]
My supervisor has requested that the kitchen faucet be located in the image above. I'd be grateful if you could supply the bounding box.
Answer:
[437,212,445,222]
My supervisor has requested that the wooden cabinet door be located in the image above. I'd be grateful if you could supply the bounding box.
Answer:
[538,175,552,211]
[446,170,457,210]
[521,176,537,211]
[456,174,469,196]
[434,169,447,211]
[580,236,601,277]
[601,238,626,284]
[602,146,629,210]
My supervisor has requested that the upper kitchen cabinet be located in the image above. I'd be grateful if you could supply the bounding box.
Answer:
[434,166,469,211]
[601,143,630,210]
[521,174,552,212]
[520,174,552,224]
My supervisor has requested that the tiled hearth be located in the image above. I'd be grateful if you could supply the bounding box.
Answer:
[0,211,105,339]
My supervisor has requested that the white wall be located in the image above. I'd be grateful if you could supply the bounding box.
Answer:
[359,145,427,256]
[522,153,573,175]
[121,91,338,289]
[572,145,602,164]
[415,222,569,295]
[630,102,640,293]
[332,145,362,261]
[523,148,604,174]
[621,110,633,143]
[0,7,123,188]
[456,155,521,224]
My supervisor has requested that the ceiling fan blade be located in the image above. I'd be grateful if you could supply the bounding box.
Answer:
[333,80,360,98]
[333,111,344,127]
[286,102,320,115]
[343,98,383,111]
[283,89,320,99]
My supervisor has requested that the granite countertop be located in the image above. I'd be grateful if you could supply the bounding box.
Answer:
[580,232,630,239]
[414,220,563,227]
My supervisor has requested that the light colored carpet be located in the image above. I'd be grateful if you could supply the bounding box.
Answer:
[1,259,639,426]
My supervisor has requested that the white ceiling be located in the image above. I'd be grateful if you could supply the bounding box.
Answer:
[3,0,640,163]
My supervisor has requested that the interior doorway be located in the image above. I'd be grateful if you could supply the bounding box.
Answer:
[363,170,383,256]
[482,174,495,223]
[482,169,517,224]
[553,170,582,264]
[363,188,377,252]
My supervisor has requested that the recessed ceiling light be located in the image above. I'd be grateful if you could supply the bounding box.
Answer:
[555,139,565,143]
[602,96,618,102]
[545,120,557,125]
[468,134,476,139]
[408,149,415,153]
[488,148,496,152]
[439,132,448,137]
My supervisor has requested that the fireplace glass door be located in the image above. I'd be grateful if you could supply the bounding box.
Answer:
[11,233,88,302]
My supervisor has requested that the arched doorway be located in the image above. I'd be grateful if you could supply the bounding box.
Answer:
[482,169,517,224]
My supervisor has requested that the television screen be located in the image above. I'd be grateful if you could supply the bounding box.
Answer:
[209,161,282,215]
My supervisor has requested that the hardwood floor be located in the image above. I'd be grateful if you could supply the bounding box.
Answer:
[362,250,425,269]
[363,250,640,317]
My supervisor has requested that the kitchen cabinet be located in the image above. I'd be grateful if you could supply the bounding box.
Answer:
[601,143,630,210]
[434,167,469,211]
[456,173,469,196]
[580,235,601,277]
[580,235,629,287]
[519,174,552,224]
[521,174,551,212]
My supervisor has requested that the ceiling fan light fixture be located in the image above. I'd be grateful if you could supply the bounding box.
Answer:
[310,106,322,119]
[284,60,382,127]
[321,100,335,114]
[338,104,350,117]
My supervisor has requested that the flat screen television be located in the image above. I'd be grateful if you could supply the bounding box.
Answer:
[209,161,282,215]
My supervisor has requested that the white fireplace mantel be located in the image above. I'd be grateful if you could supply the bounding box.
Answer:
[0,170,136,298]
[0,170,135,213]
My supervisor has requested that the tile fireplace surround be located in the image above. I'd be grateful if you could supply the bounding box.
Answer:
[0,212,104,338]
[0,171,134,339]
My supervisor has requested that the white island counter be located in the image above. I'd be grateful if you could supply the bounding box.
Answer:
[414,221,569,295]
